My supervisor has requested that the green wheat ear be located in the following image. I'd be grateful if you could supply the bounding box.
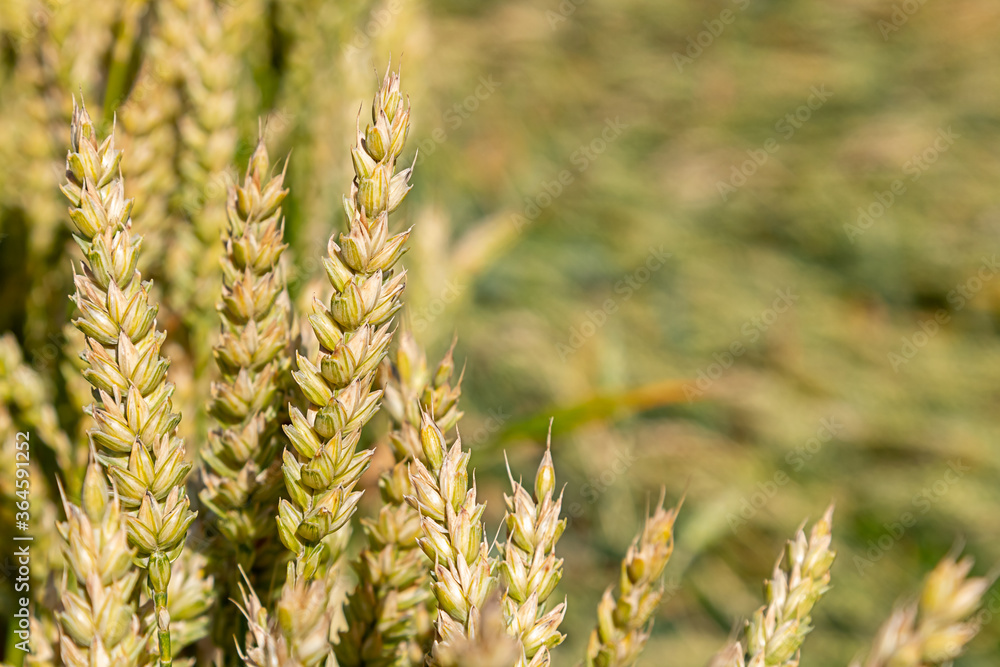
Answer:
[851,552,994,667]
[199,134,294,644]
[62,99,195,667]
[337,333,462,666]
[710,506,836,667]
[55,456,144,667]
[278,62,415,583]
[585,493,681,667]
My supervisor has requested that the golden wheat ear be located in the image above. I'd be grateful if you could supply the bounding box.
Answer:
[498,434,568,667]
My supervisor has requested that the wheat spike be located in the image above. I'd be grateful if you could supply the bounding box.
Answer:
[63,99,195,666]
[279,63,414,581]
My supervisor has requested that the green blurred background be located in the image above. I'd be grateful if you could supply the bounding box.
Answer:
[1,0,999,664]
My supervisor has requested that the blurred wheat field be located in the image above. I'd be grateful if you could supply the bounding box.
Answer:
[1,0,1000,665]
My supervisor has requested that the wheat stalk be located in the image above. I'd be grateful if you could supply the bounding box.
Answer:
[278,63,414,582]
[585,494,680,667]
[62,100,195,666]
[711,506,836,667]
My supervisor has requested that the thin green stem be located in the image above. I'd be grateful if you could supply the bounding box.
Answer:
[154,590,172,667]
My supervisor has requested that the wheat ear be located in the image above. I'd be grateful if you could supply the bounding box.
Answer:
[406,419,495,665]
[711,505,836,667]
[200,136,293,625]
[585,494,680,667]
[851,552,993,667]
[63,100,195,666]
[433,593,520,667]
[500,442,568,667]
[55,458,144,667]
[279,63,414,581]
[237,563,339,667]
[337,333,462,666]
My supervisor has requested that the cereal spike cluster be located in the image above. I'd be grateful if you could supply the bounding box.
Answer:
[585,496,680,667]
[711,506,836,667]
[56,459,144,667]
[500,443,568,667]
[279,64,413,581]
[200,138,292,597]
[337,333,462,666]
[407,421,495,665]
[852,553,992,667]
[62,100,195,666]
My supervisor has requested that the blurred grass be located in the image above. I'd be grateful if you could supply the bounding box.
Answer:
[2,0,1000,665]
